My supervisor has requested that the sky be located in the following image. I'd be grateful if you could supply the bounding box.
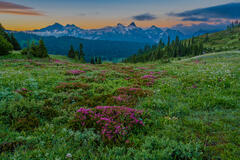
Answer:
[0,0,239,31]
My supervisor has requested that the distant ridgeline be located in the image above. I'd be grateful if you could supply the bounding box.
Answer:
[123,21,240,63]
[12,32,148,61]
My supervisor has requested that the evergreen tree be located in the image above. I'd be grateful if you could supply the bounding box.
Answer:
[9,33,21,50]
[158,39,165,48]
[97,57,102,64]
[38,39,48,58]
[0,35,13,56]
[75,50,79,60]
[29,42,38,57]
[90,57,95,64]
[94,57,98,64]
[0,23,11,42]
[79,43,85,63]
[167,36,171,56]
[199,42,204,55]
[26,40,32,58]
[205,33,209,42]
[68,45,75,59]
[0,24,21,50]
[21,40,48,58]
[123,33,208,63]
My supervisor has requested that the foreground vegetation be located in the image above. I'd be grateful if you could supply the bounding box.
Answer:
[0,50,239,159]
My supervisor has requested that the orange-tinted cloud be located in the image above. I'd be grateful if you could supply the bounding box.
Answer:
[0,10,44,16]
[0,1,44,16]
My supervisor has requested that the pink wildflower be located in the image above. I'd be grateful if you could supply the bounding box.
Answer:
[141,75,157,79]
[66,70,85,75]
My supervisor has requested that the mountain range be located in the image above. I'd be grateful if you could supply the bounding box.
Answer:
[23,22,228,44]
[25,22,187,44]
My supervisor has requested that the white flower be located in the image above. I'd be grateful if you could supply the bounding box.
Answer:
[66,153,72,158]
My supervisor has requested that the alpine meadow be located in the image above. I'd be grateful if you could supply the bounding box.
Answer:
[0,1,240,160]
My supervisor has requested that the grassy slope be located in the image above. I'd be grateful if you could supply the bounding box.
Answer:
[194,27,240,52]
[0,51,239,159]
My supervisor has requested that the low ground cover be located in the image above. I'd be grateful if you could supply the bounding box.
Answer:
[0,51,239,159]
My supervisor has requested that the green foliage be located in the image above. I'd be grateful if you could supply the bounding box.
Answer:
[0,35,13,56]
[21,39,48,58]
[137,136,203,159]
[78,43,85,63]
[0,24,21,51]
[9,33,21,50]
[0,23,11,42]
[90,56,102,64]
[38,39,48,58]
[90,57,95,64]
[68,43,86,63]
[124,37,204,63]
[192,23,240,53]
[68,45,75,58]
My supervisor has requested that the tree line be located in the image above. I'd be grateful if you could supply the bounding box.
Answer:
[227,20,240,31]
[67,44,102,64]
[21,40,48,58]
[90,57,102,64]
[0,24,21,56]
[67,44,86,63]
[123,36,204,63]
[0,23,49,58]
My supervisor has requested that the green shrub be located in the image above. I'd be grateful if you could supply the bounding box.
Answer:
[0,35,13,56]
[14,115,39,131]
[21,39,49,58]
[136,136,203,160]
[0,140,26,153]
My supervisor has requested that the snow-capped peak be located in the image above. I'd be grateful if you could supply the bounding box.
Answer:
[128,22,137,27]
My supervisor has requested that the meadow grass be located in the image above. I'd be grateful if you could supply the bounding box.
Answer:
[0,51,239,159]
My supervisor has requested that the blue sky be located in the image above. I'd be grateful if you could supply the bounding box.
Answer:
[0,0,239,30]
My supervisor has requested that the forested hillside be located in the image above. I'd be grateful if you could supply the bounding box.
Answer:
[12,32,147,61]
[123,22,240,63]
[193,22,240,52]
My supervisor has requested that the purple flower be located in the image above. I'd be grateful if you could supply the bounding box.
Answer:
[192,85,197,89]
[21,88,28,91]
[74,106,146,143]
[141,75,157,79]
[66,70,85,75]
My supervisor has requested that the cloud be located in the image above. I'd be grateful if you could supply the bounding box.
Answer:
[182,17,210,22]
[78,11,100,17]
[171,22,229,35]
[132,13,157,21]
[0,10,44,16]
[0,1,44,16]
[168,2,240,22]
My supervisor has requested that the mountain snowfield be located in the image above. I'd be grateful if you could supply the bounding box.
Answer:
[25,22,188,44]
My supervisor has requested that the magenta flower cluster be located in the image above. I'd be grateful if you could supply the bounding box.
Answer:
[16,88,31,97]
[66,70,85,75]
[136,67,148,70]
[54,59,65,64]
[141,75,158,86]
[113,95,130,102]
[74,106,145,142]
[141,75,157,79]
